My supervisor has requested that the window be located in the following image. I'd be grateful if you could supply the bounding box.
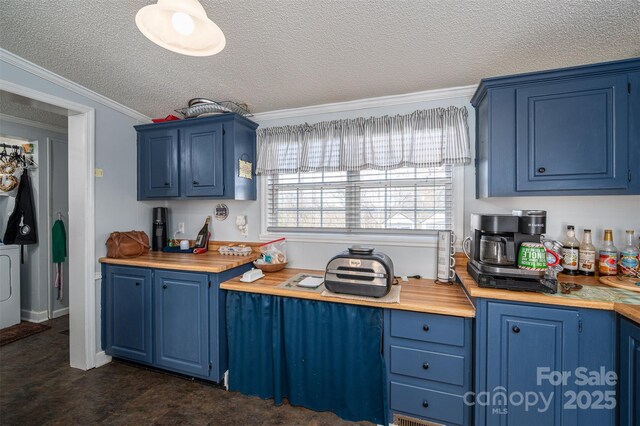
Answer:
[266,165,452,234]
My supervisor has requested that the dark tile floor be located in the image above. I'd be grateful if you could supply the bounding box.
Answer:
[0,316,369,425]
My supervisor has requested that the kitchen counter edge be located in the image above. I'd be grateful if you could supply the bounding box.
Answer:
[220,268,475,318]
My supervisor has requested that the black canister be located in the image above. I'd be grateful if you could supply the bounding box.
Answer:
[152,207,168,251]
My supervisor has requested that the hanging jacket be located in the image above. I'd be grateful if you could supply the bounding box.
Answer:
[51,219,66,263]
[3,169,38,245]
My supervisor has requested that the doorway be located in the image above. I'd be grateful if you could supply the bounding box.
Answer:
[47,137,69,319]
[0,79,97,370]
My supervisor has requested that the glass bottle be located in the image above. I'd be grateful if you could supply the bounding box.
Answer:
[561,225,580,275]
[578,229,596,276]
[619,230,639,274]
[599,229,618,276]
[194,216,211,249]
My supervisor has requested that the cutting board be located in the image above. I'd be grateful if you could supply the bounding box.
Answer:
[599,275,640,293]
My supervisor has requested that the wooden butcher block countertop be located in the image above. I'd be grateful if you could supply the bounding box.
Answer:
[99,251,259,273]
[455,254,640,324]
[220,268,476,318]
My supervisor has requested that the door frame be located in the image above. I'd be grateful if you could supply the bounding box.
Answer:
[0,79,97,370]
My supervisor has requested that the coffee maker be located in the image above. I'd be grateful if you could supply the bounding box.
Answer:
[152,207,168,251]
[465,210,557,293]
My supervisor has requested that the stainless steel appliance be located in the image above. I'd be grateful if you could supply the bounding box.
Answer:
[152,207,168,251]
[464,210,557,293]
[325,246,394,298]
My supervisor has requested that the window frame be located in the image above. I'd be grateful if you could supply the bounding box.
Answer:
[259,166,465,249]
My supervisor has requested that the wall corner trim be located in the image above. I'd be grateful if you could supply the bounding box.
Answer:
[252,84,478,122]
[0,48,151,123]
[95,351,112,368]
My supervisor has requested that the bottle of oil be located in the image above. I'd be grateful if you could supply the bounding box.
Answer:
[561,225,579,275]
[599,229,618,276]
[578,229,596,276]
[620,230,639,274]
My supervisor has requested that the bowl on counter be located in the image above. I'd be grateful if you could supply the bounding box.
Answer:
[253,261,287,273]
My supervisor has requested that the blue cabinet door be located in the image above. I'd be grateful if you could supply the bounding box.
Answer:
[181,122,224,197]
[137,128,179,199]
[105,266,153,363]
[154,270,209,378]
[620,318,640,426]
[515,74,629,191]
[485,302,580,426]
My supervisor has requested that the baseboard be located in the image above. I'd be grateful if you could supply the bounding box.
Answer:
[20,309,48,323]
[95,351,112,368]
[52,307,69,318]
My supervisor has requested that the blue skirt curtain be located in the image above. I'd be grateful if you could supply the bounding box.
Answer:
[226,292,387,424]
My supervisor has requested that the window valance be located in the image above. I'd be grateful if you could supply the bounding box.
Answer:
[256,106,470,175]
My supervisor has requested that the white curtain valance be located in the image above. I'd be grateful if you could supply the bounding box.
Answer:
[256,106,470,175]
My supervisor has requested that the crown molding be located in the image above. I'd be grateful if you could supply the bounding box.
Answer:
[0,113,68,135]
[252,84,477,123]
[0,48,151,123]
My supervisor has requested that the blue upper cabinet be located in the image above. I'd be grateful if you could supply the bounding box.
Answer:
[137,128,179,198]
[181,122,224,197]
[472,57,640,197]
[136,113,258,200]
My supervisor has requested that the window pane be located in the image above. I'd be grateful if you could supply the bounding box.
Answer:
[267,165,452,233]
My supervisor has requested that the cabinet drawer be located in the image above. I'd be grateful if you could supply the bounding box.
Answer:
[391,381,464,425]
[390,310,465,346]
[390,345,465,386]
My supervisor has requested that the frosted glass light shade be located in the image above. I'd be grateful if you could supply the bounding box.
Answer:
[136,0,226,56]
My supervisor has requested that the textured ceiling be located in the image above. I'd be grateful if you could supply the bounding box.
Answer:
[1,0,639,118]
[0,91,68,129]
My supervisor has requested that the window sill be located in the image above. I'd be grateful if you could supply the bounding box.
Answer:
[259,231,438,248]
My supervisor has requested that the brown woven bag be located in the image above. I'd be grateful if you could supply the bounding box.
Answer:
[106,231,150,258]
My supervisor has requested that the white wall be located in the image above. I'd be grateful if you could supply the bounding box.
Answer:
[1,53,152,352]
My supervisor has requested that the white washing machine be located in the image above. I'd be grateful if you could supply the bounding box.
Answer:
[0,245,21,329]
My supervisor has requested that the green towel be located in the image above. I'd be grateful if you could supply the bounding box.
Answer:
[51,219,66,263]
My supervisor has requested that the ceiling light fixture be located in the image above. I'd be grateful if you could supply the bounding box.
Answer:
[135,0,226,57]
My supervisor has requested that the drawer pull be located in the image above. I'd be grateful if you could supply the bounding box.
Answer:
[423,324,430,332]
[422,400,429,408]
[512,325,520,333]
[538,167,546,173]
[422,362,430,370]
[162,284,168,289]
[135,282,140,286]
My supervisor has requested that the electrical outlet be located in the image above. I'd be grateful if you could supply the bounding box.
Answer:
[177,222,185,234]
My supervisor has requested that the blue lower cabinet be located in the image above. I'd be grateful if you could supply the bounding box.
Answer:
[104,266,153,363]
[620,317,640,426]
[476,300,616,426]
[384,309,473,426]
[154,270,210,378]
[102,263,252,382]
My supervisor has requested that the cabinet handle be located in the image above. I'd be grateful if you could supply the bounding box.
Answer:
[135,282,140,286]
[423,324,430,332]
[193,180,199,185]
[422,362,430,370]
[162,284,167,289]
[164,182,170,186]
[537,167,546,173]
[422,400,429,408]
[512,325,520,333]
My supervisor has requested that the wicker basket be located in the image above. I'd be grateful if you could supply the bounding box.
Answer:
[253,262,287,273]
